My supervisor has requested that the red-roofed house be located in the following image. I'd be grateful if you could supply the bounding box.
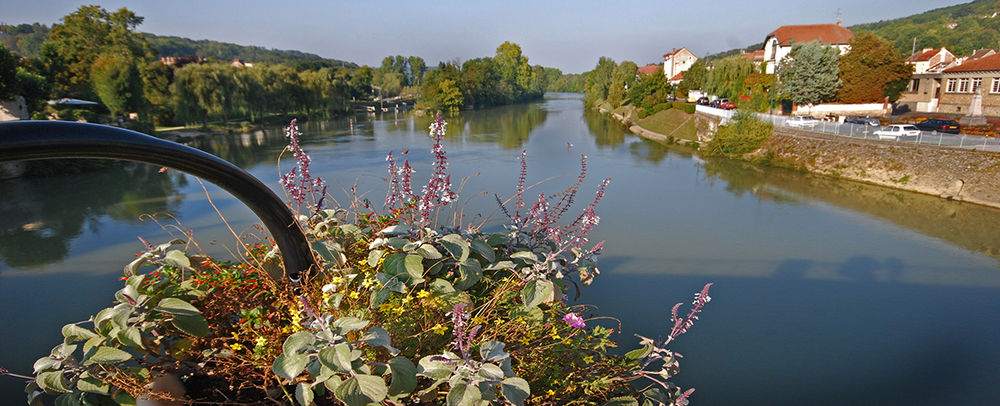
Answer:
[761,23,854,73]
[637,65,662,76]
[898,48,956,113]
[663,48,698,81]
[936,53,1000,115]
[906,48,956,74]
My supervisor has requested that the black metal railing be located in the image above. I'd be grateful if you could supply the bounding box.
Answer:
[0,120,315,282]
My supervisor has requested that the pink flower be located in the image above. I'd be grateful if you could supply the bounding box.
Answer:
[563,312,586,328]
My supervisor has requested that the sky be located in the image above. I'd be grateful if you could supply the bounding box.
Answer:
[1,0,968,73]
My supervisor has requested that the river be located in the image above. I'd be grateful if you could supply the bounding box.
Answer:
[2,93,999,405]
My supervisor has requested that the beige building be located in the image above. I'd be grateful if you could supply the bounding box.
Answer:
[897,48,957,113]
[762,23,853,74]
[938,53,1000,116]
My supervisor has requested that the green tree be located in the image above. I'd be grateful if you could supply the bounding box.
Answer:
[705,56,756,99]
[679,59,708,96]
[0,45,18,99]
[16,67,50,113]
[91,52,144,114]
[350,66,373,99]
[776,41,842,105]
[42,5,153,98]
[408,56,427,86]
[837,33,913,103]
[462,57,505,107]
[606,61,637,108]
[493,41,541,101]
[584,57,616,106]
[141,60,173,124]
[438,79,464,112]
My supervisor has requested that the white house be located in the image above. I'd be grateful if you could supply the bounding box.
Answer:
[663,48,698,82]
[762,23,854,74]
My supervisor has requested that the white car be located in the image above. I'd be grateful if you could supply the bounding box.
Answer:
[786,116,821,128]
[873,124,920,140]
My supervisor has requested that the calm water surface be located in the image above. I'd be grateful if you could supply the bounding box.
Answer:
[2,93,999,405]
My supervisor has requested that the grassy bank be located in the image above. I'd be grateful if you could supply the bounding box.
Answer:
[637,109,697,141]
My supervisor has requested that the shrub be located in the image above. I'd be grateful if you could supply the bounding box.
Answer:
[672,102,695,113]
[703,112,773,158]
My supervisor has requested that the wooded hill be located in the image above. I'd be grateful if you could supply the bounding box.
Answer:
[0,23,356,69]
[850,0,1000,56]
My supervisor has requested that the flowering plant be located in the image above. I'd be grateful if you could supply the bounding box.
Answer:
[15,116,713,406]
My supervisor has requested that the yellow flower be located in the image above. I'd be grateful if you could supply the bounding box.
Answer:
[392,306,405,315]
[471,316,486,325]
[546,389,555,397]
[330,276,345,285]
[361,278,375,288]
[231,332,240,340]
[416,290,430,299]
[402,296,412,304]
[229,343,244,351]
[255,336,267,347]
[431,324,448,335]
[583,355,594,364]
[349,291,361,299]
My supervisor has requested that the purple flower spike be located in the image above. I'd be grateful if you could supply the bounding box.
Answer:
[563,312,586,328]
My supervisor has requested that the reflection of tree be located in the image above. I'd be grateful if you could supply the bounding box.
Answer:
[700,158,799,203]
[628,139,672,164]
[186,127,289,168]
[583,108,626,147]
[413,102,548,148]
[0,162,185,269]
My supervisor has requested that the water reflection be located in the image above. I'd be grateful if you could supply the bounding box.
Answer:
[0,163,185,269]
[410,102,548,148]
[583,108,627,147]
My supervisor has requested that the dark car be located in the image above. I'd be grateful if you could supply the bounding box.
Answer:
[696,97,710,105]
[914,118,961,134]
[845,116,881,126]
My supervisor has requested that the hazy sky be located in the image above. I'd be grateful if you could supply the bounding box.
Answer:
[2,0,966,73]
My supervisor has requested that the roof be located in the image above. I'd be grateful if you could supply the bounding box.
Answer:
[742,49,766,61]
[663,47,692,58]
[637,65,662,75]
[945,52,1000,72]
[767,24,854,46]
[907,48,941,62]
[669,72,684,82]
[969,48,996,60]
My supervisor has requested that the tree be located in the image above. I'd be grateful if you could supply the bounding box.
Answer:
[0,45,18,99]
[493,41,541,101]
[42,5,153,98]
[705,56,756,99]
[462,57,505,107]
[606,61,637,108]
[407,56,426,86]
[837,33,913,103]
[91,52,144,114]
[679,59,708,96]
[584,57,616,106]
[777,41,842,105]
[437,79,464,112]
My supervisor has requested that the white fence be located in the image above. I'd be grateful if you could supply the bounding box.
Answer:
[696,105,1000,151]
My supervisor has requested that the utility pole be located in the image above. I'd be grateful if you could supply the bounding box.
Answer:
[912,37,917,56]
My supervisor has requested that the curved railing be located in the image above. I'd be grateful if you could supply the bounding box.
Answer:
[0,120,315,283]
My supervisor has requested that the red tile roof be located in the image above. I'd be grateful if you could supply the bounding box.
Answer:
[906,48,941,62]
[945,52,1000,72]
[638,65,662,75]
[669,72,684,82]
[969,48,996,60]
[768,24,853,46]
[663,47,691,58]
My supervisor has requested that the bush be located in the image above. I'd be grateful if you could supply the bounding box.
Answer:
[703,112,773,158]
[672,101,695,113]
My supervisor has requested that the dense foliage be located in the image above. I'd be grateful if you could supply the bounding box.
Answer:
[776,41,842,105]
[418,42,544,112]
[837,33,913,103]
[850,0,1000,57]
[146,34,357,70]
[21,118,712,406]
[703,112,773,158]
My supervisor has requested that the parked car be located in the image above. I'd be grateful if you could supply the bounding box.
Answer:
[845,116,881,126]
[696,97,710,106]
[709,99,720,108]
[914,118,960,134]
[874,124,921,140]
[786,116,821,128]
[717,99,736,110]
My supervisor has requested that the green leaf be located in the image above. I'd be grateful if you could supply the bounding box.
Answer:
[416,243,443,259]
[51,343,77,359]
[323,375,343,393]
[486,233,509,246]
[171,314,210,337]
[375,273,406,293]
[478,363,505,381]
[36,371,71,393]
[379,224,412,235]
[54,393,81,406]
[318,343,354,374]
[61,324,97,344]
[33,357,60,374]
[117,327,143,349]
[479,341,509,362]
[521,279,554,309]
[361,327,398,355]
[124,274,145,290]
[510,251,538,263]
[312,240,344,267]
[417,355,454,380]
[381,253,407,277]
[163,250,191,268]
[155,298,202,316]
[387,356,417,396]
[429,279,456,294]
[112,389,137,405]
[367,250,386,267]
[296,382,314,406]
[404,254,425,281]
[484,261,516,271]
[273,353,309,380]
[282,331,316,355]
[116,284,139,306]
[604,396,640,406]
[624,343,654,361]
[334,374,388,406]
[447,382,482,406]
[454,258,482,291]
[83,346,132,365]
[439,234,470,261]
[470,239,495,263]
[500,377,531,406]
[77,374,110,395]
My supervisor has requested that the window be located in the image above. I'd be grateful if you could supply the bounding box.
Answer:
[908,79,920,92]
[947,78,958,92]
[992,78,1000,93]
[958,78,970,93]
[973,78,982,93]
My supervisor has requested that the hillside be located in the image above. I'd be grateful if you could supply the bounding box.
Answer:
[0,23,356,68]
[849,0,1000,56]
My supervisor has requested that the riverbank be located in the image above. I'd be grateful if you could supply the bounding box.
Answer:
[596,104,1000,209]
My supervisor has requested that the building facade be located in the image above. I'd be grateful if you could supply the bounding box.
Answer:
[663,48,698,82]
[762,23,853,74]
